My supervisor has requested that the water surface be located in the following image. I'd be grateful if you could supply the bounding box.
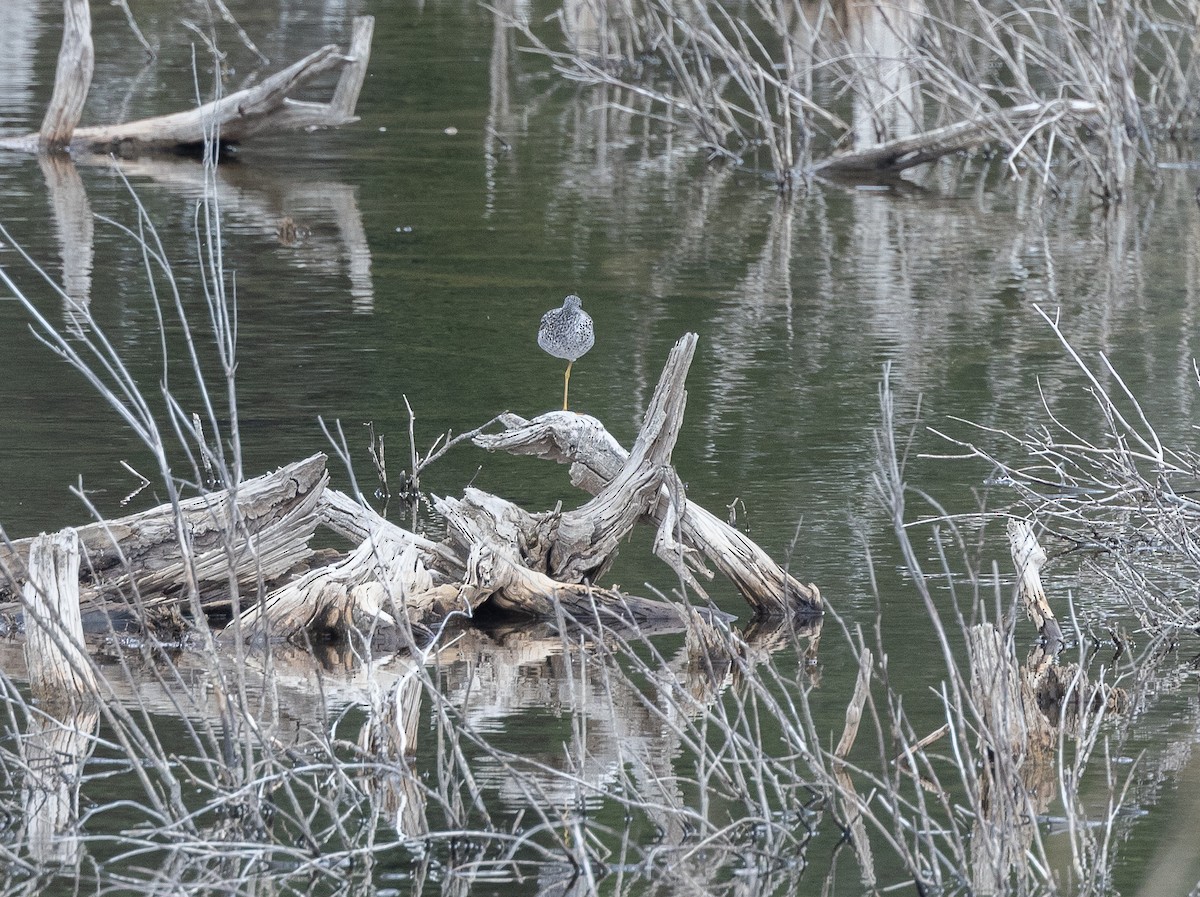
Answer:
[2,1,1200,894]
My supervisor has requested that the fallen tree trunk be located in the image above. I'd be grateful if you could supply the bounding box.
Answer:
[0,15,374,156]
[0,454,329,620]
[811,99,1100,174]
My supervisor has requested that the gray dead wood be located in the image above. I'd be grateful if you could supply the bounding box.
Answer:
[1007,519,1062,652]
[21,528,98,704]
[225,337,735,643]
[318,487,465,579]
[1,16,374,156]
[811,99,1100,174]
[967,624,1055,761]
[229,531,455,649]
[39,0,93,151]
[433,334,711,626]
[474,345,822,619]
[0,454,328,619]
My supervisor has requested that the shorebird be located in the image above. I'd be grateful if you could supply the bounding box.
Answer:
[538,294,594,411]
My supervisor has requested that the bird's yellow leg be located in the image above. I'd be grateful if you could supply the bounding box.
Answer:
[562,361,573,411]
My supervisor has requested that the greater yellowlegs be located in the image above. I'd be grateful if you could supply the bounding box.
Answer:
[538,294,594,411]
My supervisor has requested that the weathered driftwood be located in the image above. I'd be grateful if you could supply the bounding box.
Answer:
[5,334,806,649]
[318,487,464,579]
[1,13,374,155]
[436,334,721,626]
[21,528,97,703]
[18,534,103,865]
[0,454,328,618]
[474,354,822,619]
[812,99,1100,174]
[967,624,1056,761]
[229,531,449,650]
[234,336,740,644]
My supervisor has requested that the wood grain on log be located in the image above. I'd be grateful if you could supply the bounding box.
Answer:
[22,528,97,703]
[318,487,464,578]
[0,454,329,618]
[230,531,444,649]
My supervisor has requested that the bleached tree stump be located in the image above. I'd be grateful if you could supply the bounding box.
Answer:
[21,528,97,703]
[38,0,92,150]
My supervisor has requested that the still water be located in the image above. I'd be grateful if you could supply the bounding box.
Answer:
[2,0,1200,894]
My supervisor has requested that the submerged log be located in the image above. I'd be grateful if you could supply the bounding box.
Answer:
[1,16,374,156]
[0,454,329,619]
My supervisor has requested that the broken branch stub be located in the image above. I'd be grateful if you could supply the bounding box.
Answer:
[22,528,98,704]
[39,0,93,150]
[1007,519,1062,652]
[549,333,697,583]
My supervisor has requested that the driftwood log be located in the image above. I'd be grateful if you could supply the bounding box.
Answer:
[812,99,1100,174]
[236,335,753,645]
[0,5,374,156]
[2,335,818,649]
[0,454,328,619]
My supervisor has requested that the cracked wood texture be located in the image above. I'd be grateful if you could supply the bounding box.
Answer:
[0,454,329,618]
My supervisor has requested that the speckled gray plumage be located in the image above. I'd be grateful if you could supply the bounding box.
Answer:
[538,294,595,362]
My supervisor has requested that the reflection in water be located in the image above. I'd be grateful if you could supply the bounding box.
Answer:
[39,152,376,314]
[0,0,41,132]
[0,615,821,892]
[15,693,100,866]
[38,153,93,321]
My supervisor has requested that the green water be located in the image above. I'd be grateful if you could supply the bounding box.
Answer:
[2,0,1200,894]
